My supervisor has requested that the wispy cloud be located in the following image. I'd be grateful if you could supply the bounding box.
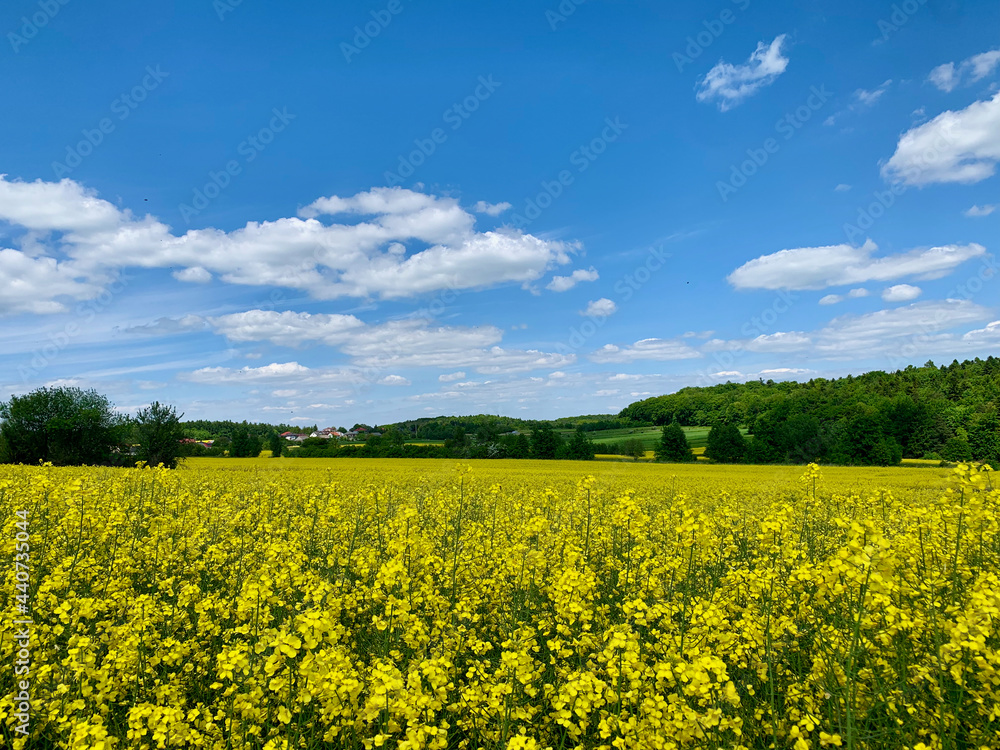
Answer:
[696,35,789,111]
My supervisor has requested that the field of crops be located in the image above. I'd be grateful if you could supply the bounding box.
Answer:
[2,458,998,749]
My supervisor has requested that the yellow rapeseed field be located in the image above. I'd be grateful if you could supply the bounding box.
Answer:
[1,458,998,749]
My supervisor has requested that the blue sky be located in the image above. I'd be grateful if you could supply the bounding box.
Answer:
[1,0,999,426]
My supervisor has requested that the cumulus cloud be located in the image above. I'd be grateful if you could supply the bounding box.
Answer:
[928,49,1000,92]
[728,239,986,290]
[582,298,617,317]
[0,248,100,315]
[589,338,701,363]
[882,92,1000,185]
[882,284,922,302]
[439,371,466,382]
[696,35,789,111]
[834,183,852,192]
[964,204,997,217]
[0,177,576,310]
[546,267,599,292]
[819,294,843,305]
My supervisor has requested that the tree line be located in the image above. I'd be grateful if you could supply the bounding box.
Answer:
[619,358,1000,467]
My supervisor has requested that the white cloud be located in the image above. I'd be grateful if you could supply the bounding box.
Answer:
[0,248,100,315]
[589,338,701,363]
[848,288,870,298]
[609,373,642,381]
[760,367,813,375]
[696,35,789,111]
[0,178,576,306]
[546,266,599,292]
[438,371,466,382]
[854,79,892,106]
[728,239,986,290]
[378,375,411,386]
[472,200,512,216]
[834,183,852,192]
[186,362,317,383]
[928,48,1000,92]
[173,266,212,283]
[881,284,922,302]
[882,92,1000,185]
[582,298,617,317]
[201,308,571,375]
[964,204,997,217]
[928,62,958,93]
[746,331,811,352]
[819,294,843,305]
[962,320,1000,344]
[815,300,992,356]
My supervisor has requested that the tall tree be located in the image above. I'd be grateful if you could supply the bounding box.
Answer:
[655,421,695,462]
[134,401,185,468]
[0,387,127,466]
[267,431,284,458]
[705,423,746,463]
[530,425,564,459]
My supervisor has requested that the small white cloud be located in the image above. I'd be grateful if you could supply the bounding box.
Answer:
[173,266,212,283]
[548,371,566,379]
[928,62,958,92]
[928,49,1000,92]
[378,374,411,386]
[848,288,870,298]
[882,284,922,302]
[472,200,512,216]
[854,79,892,106]
[964,204,997,217]
[438,371,466,382]
[582,298,617,317]
[547,267,599,292]
[834,183,852,192]
[819,294,843,305]
[609,373,642,381]
[696,35,789,111]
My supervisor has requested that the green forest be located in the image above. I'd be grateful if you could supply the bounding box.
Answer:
[618,358,1000,466]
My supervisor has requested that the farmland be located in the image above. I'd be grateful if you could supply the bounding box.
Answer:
[3,459,998,749]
